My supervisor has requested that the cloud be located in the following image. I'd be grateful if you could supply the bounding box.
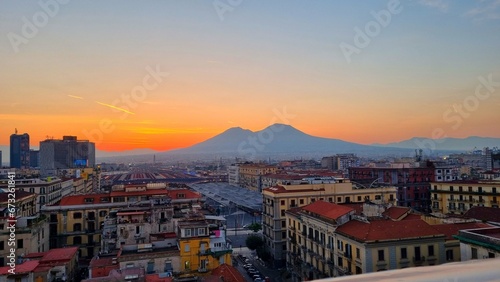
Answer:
[465,0,500,20]
[418,0,450,12]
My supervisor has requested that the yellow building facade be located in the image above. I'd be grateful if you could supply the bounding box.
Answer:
[430,180,499,214]
[177,218,232,278]
[263,179,397,267]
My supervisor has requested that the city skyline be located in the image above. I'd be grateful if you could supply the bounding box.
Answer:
[1,1,500,152]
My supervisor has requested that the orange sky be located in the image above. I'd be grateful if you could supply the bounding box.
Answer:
[1,1,500,152]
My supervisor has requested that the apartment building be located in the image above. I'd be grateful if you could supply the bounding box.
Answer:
[349,163,439,212]
[0,246,79,282]
[286,201,355,280]
[262,179,397,267]
[0,191,49,267]
[430,180,500,214]
[177,215,232,278]
[41,184,202,266]
[238,163,278,192]
[454,227,500,261]
[0,177,73,212]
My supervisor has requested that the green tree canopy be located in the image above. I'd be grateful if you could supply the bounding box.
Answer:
[245,234,264,250]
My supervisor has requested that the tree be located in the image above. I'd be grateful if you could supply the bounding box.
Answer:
[256,246,271,262]
[245,234,264,251]
[247,222,262,233]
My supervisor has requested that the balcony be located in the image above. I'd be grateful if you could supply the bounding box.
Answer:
[344,251,352,260]
[198,268,209,273]
[413,256,425,264]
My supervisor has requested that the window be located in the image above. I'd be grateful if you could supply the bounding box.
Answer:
[99,210,107,217]
[84,198,94,203]
[17,239,23,248]
[428,245,434,256]
[114,197,125,202]
[184,244,190,253]
[185,229,191,237]
[281,221,286,228]
[73,236,82,245]
[378,250,384,261]
[0,241,3,250]
[415,246,421,260]
[164,261,173,272]
[281,210,285,217]
[401,247,407,259]
[356,248,360,259]
[291,200,296,207]
[337,197,342,202]
[337,256,343,267]
[449,186,454,192]
[375,195,381,200]
[357,196,362,201]
[282,245,286,250]
[198,228,205,235]
[73,223,82,232]
[471,248,478,259]
[493,187,497,194]
[446,250,454,261]
[488,252,495,258]
[300,199,304,205]
[282,231,286,239]
[478,187,483,193]
[281,200,285,206]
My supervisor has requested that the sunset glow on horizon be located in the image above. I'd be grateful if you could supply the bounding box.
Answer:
[1,1,500,152]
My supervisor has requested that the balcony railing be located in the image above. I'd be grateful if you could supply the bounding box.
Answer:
[413,256,425,263]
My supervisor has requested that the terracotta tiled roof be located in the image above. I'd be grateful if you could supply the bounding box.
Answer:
[0,190,35,203]
[0,261,39,275]
[23,252,47,259]
[301,200,354,220]
[40,247,78,263]
[168,189,201,200]
[211,264,246,282]
[382,206,411,220]
[340,203,364,215]
[89,257,115,268]
[59,193,110,206]
[464,207,500,223]
[433,222,492,240]
[336,219,443,242]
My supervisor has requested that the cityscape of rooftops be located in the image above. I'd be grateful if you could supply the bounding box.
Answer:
[1,1,499,281]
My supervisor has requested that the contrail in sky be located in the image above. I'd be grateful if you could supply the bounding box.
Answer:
[96,101,135,115]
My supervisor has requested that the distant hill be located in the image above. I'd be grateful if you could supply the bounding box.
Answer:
[151,123,413,161]
[375,136,500,152]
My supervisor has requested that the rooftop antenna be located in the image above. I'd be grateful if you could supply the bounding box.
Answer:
[15,128,18,134]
